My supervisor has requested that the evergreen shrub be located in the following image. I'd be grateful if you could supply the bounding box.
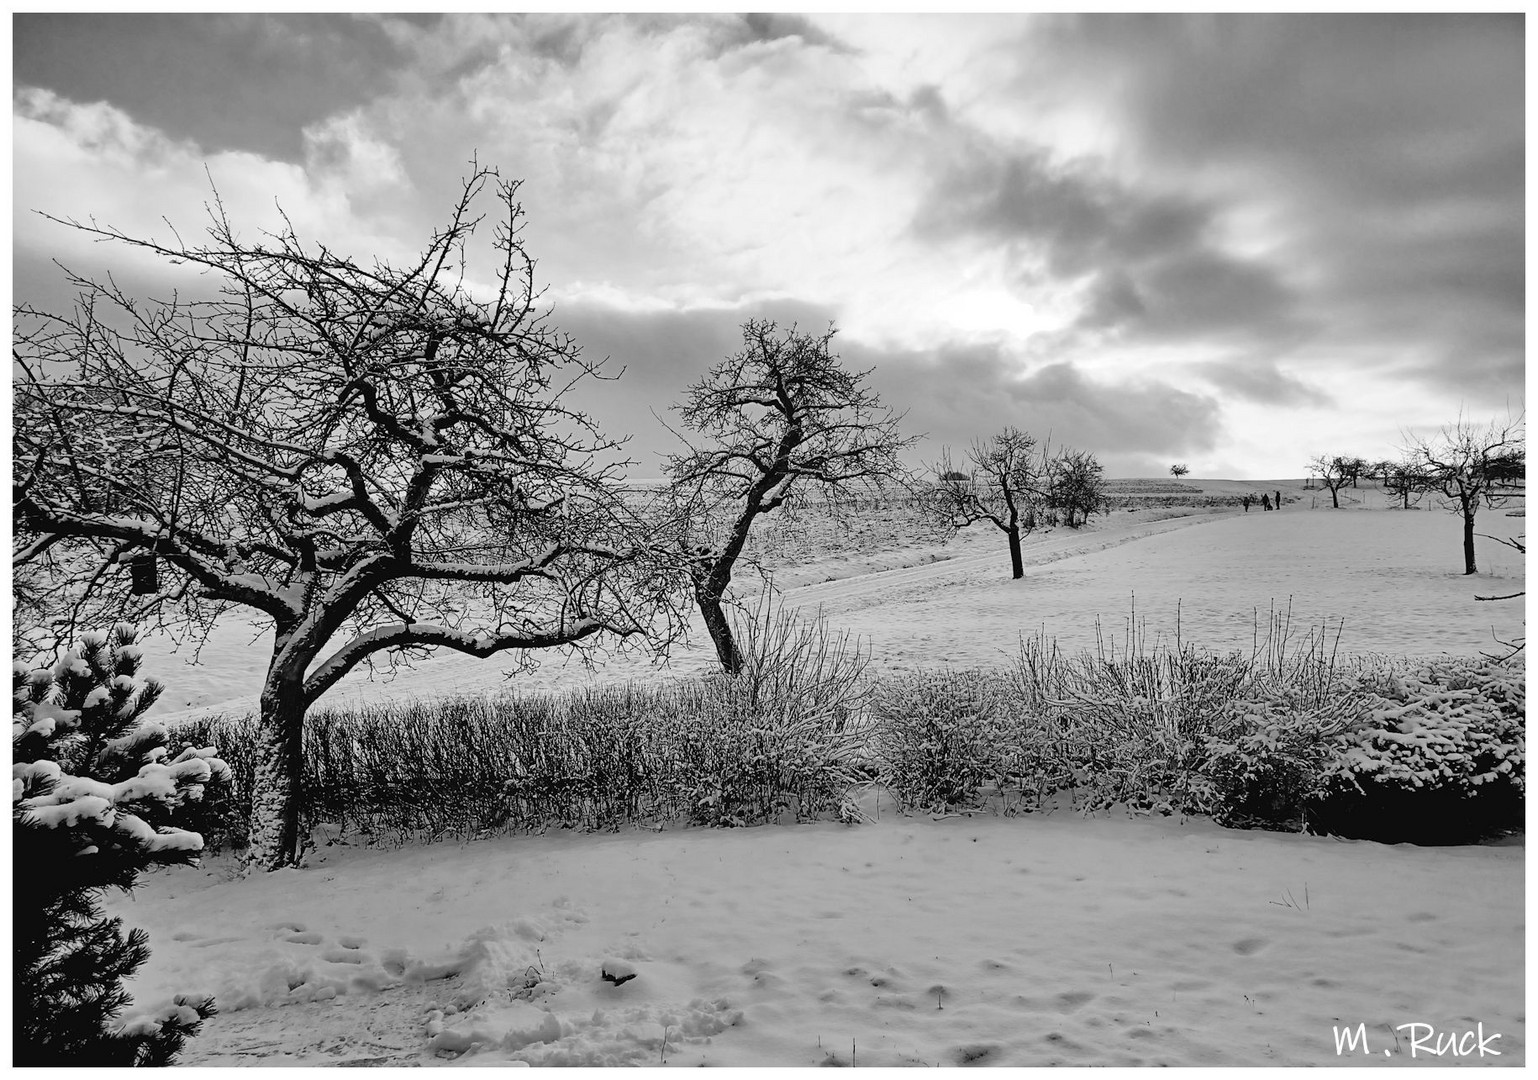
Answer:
[13,624,228,1065]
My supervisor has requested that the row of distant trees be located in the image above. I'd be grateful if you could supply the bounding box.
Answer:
[12,168,1111,872]
[1310,421,1525,575]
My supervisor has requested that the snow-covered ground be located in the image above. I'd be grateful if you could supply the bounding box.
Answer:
[100,487,1525,1066]
[138,493,1526,722]
[115,811,1523,1067]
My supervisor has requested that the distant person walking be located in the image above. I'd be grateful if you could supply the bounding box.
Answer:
[1261,493,1272,511]
[1242,494,1253,512]
[1275,490,1282,510]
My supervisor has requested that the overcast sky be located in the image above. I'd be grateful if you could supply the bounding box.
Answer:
[13,13,1525,479]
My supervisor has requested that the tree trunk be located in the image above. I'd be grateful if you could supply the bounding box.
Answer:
[1329,485,1340,509]
[693,564,743,674]
[245,666,309,871]
[1007,525,1024,579]
[1462,499,1478,575]
[696,586,743,674]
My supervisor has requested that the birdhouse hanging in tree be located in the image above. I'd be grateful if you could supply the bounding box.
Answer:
[129,553,158,595]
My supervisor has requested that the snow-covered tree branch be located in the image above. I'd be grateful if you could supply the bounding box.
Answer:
[14,164,684,871]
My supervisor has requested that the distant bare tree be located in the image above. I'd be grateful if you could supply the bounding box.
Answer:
[1343,456,1369,488]
[664,320,913,673]
[1047,447,1106,529]
[1309,455,1358,509]
[931,427,1049,579]
[1169,463,1190,479]
[13,167,682,871]
[1404,414,1525,575]
[1378,456,1429,510]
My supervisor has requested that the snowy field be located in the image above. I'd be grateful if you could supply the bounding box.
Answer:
[137,493,1527,722]
[103,487,1526,1067]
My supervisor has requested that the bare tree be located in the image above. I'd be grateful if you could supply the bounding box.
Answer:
[664,320,913,673]
[13,167,681,871]
[1046,447,1106,529]
[1309,455,1358,508]
[931,427,1049,579]
[1378,456,1429,510]
[1403,414,1525,575]
[1343,455,1369,488]
[1169,463,1190,479]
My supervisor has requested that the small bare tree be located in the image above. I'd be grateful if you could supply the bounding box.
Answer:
[1378,456,1428,510]
[13,167,681,871]
[931,427,1049,579]
[1309,455,1358,509]
[1404,414,1525,575]
[1169,463,1190,479]
[664,320,913,673]
[1046,447,1106,529]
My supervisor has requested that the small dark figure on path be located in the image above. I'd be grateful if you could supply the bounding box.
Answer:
[1275,490,1282,510]
[1262,493,1272,511]
[1242,493,1253,512]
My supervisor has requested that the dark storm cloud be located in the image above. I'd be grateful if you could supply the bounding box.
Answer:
[737,13,850,52]
[917,147,1203,276]
[1127,253,1307,345]
[510,13,850,69]
[1196,361,1319,408]
[1076,270,1145,329]
[914,144,1311,355]
[1312,213,1524,399]
[13,14,419,162]
[1036,14,1522,191]
[1018,13,1524,401]
[841,340,1222,461]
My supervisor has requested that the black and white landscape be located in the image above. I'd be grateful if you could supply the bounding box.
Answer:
[12,14,1525,1068]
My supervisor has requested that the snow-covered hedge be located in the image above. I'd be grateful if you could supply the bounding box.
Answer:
[1308,655,1525,842]
[1329,655,1524,793]
[186,679,867,848]
[868,671,1017,811]
[869,642,1524,844]
[180,627,1522,850]
[184,607,872,848]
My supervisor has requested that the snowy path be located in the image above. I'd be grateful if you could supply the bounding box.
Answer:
[112,811,1524,1067]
